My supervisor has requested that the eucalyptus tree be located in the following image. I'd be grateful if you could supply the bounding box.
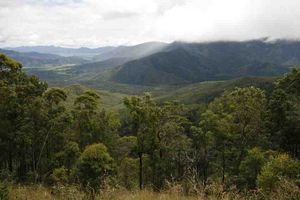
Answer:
[73,91,100,147]
[124,93,156,189]
[197,87,267,185]
[0,54,48,180]
[124,94,190,190]
[191,110,219,185]
[267,68,300,158]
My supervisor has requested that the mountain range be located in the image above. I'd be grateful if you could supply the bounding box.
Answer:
[111,40,298,85]
[4,45,115,57]
[0,48,88,68]
[1,39,300,88]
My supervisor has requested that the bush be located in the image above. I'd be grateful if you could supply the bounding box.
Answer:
[257,153,300,192]
[75,143,114,192]
[238,147,266,189]
[0,181,9,200]
[49,167,69,184]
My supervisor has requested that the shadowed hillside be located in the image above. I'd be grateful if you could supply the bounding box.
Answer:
[111,40,299,85]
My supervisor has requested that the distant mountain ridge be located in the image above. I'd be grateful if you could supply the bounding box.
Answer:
[0,48,87,68]
[92,42,169,61]
[4,45,115,57]
[2,40,300,87]
[4,42,168,59]
[110,40,300,85]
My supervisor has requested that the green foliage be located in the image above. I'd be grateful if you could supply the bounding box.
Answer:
[0,181,9,200]
[63,142,80,170]
[111,136,137,159]
[191,110,219,184]
[267,68,300,157]
[75,143,114,191]
[276,68,300,95]
[257,153,300,192]
[44,88,67,106]
[0,53,22,72]
[199,86,268,185]
[238,147,267,189]
[118,157,139,189]
[0,54,299,199]
[74,91,100,111]
[124,94,190,189]
[49,167,69,184]
[72,91,101,147]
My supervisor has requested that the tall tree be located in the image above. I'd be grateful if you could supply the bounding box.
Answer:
[200,87,267,184]
[267,68,300,158]
[73,91,100,147]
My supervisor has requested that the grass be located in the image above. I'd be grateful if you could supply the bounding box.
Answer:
[7,180,300,200]
[7,184,229,200]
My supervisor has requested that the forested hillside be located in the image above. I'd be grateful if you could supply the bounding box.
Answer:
[112,40,300,85]
[0,53,299,199]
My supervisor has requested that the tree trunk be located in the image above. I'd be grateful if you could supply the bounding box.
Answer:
[203,145,208,186]
[8,143,13,172]
[139,152,143,190]
[222,143,225,185]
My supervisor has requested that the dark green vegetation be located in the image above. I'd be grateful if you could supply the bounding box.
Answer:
[0,53,299,199]
[112,40,298,85]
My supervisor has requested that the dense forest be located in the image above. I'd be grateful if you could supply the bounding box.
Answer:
[0,53,299,199]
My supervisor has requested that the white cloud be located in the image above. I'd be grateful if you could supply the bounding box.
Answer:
[0,0,300,47]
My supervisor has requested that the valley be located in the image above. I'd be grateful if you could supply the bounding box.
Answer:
[1,39,294,106]
[2,1,300,199]
[1,40,299,200]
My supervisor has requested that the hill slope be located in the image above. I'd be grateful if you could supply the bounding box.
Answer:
[93,42,168,61]
[111,40,299,85]
[62,84,127,110]
[0,49,87,68]
[4,46,115,57]
[155,76,275,104]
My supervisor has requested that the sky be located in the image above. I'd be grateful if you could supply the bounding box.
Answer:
[0,0,300,47]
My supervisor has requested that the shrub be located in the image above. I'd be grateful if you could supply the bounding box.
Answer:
[49,167,69,184]
[0,181,9,200]
[238,147,266,189]
[75,143,114,192]
[257,153,300,192]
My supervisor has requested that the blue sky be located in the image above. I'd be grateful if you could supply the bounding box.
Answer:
[1,0,300,47]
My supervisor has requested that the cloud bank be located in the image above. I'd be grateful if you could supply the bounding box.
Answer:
[0,0,300,47]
